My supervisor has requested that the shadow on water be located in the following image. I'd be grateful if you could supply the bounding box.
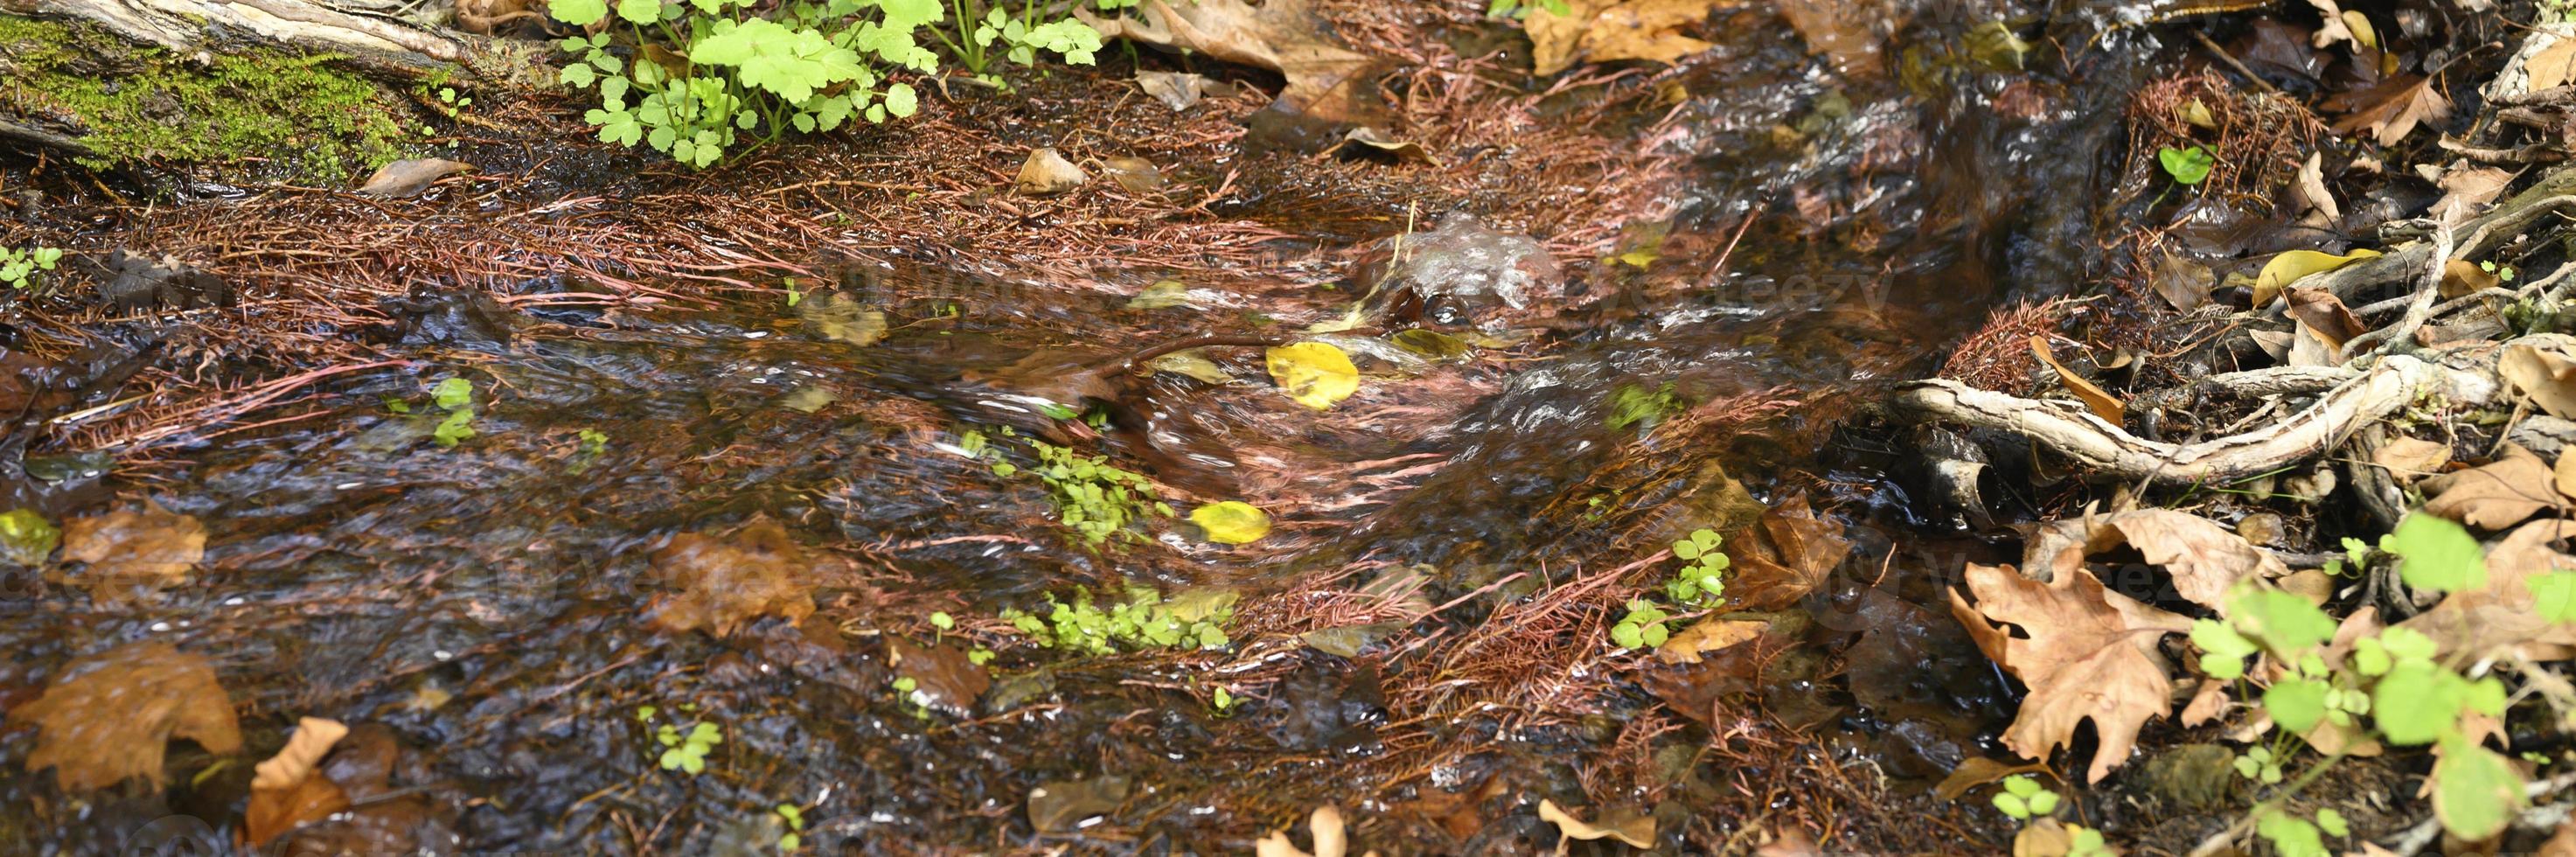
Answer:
[0,3,2199,853]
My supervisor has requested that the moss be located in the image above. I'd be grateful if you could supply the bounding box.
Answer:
[0,15,417,183]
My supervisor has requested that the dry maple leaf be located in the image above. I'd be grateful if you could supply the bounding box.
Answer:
[1726,494,1853,611]
[1950,563,2190,782]
[1078,0,1382,123]
[2500,342,2576,421]
[7,641,241,792]
[648,518,818,636]
[62,500,207,600]
[2421,443,2562,529]
[2029,509,2288,612]
[1527,0,1721,76]
[2327,75,2452,146]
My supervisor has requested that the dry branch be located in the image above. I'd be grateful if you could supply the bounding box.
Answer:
[1890,354,2498,484]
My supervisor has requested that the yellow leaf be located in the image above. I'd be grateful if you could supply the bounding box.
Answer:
[2253,248,2380,308]
[2028,337,2126,426]
[1189,501,1271,545]
[1264,342,1359,409]
[1537,798,1655,848]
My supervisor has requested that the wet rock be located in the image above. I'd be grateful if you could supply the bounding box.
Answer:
[1355,213,1562,329]
[1264,657,1386,754]
[95,250,233,312]
[376,284,517,345]
[1027,775,1129,833]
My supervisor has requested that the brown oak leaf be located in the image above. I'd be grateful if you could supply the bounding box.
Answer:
[7,642,241,791]
[2421,443,2562,530]
[648,517,818,637]
[1528,0,1723,76]
[1726,495,1853,610]
[246,717,352,848]
[2030,509,2288,612]
[62,500,206,600]
[1950,563,2190,782]
[2325,75,2451,146]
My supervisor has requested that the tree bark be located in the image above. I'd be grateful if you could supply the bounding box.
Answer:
[0,0,551,85]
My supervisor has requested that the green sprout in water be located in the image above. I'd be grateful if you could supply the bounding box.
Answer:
[776,804,806,851]
[999,586,1233,655]
[1609,599,1671,650]
[1664,527,1730,608]
[423,377,479,449]
[1992,774,2059,819]
[652,718,722,775]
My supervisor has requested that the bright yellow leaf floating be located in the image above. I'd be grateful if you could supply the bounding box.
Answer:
[1264,342,1359,410]
[2252,248,2381,308]
[1190,501,1271,545]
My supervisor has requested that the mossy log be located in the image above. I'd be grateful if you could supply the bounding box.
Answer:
[0,4,550,180]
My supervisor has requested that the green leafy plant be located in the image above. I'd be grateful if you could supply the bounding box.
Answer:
[775,804,806,851]
[1663,527,1730,607]
[2158,145,2214,185]
[548,0,936,167]
[428,377,478,448]
[931,0,1104,83]
[1606,382,1682,431]
[1992,774,2059,819]
[2187,512,2535,842]
[998,585,1233,655]
[1211,685,1238,716]
[1609,599,1672,650]
[1023,440,1173,546]
[1485,0,1570,19]
[643,708,722,774]
[0,247,62,291]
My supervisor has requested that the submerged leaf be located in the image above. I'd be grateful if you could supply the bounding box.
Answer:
[648,518,818,636]
[1537,798,1655,848]
[1190,501,1272,545]
[63,500,208,600]
[1265,342,1360,409]
[8,642,242,792]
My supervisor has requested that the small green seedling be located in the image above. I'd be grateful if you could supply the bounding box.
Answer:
[0,247,62,291]
[654,720,722,774]
[1212,686,1238,716]
[999,586,1233,655]
[776,803,806,851]
[1610,599,1672,650]
[2159,145,2215,185]
[1993,774,2060,819]
[1665,528,1730,607]
[2235,746,2283,784]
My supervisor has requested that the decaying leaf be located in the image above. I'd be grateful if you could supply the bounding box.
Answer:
[2525,38,2576,92]
[8,642,242,792]
[1016,148,1089,195]
[2372,436,2453,482]
[1726,495,1853,610]
[2441,258,2503,298]
[1537,798,1654,848]
[62,500,207,600]
[648,518,818,636]
[2290,152,2340,223]
[2028,336,2124,425]
[2326,75,2452,147]
[2433,165,2513,222]
[2150,250,2213,310]
[2032,509,2288,611]
[1128,279,1194,310]
[1656,617,1769,664]
[1266,341,1360,409]
[1098,156,1166,194]
[2500,342,2576,420]
[1932,756,2051,801]
[1528,0,1723,77]
[2252,248,2381,308]
[1136,70,1220,111]
[1774,0,1888,79]
[888,637,990,716]
[1079,0,1382,122]
[1255,805,1349,857]
[1028,776,1130,833]
[247,717,352,848]
[1950,563,2191,782]
[1331,127,1439,166]
[2421,443,2561,529]
[354,158,473,199]
[1150,349,1235,384]
[2285,288,2367,350]
[797,292,888,345]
